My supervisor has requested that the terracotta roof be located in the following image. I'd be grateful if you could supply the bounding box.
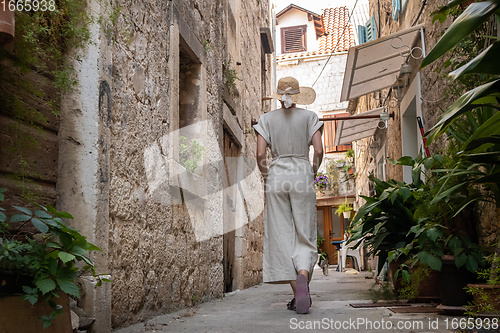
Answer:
[277,6,355,61]
[276,4,321,17]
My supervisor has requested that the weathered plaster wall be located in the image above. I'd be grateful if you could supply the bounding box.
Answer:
[58,0,113,331]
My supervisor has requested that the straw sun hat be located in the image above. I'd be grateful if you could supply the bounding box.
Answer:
[264,77,316,108]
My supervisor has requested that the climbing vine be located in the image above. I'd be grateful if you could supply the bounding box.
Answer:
[0,0,115,200]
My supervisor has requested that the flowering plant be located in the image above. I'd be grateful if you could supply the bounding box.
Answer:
[315,172,328,194]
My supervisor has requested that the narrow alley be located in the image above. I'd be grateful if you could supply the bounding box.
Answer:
[114,267,455,333]
[2,0,500,332]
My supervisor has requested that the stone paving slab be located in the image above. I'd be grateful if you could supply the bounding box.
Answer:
[114,267,457,333]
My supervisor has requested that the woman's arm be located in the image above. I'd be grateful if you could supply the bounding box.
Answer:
[311,130,324,175]
[256,134,268,181]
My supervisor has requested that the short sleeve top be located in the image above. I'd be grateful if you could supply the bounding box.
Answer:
[253,107,324,159]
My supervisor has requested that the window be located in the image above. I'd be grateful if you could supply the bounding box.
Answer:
[400,74,423,183]
[358,15,377,44]
[323,113,352,154]
[376,145,387,181]
[281,25,307,53]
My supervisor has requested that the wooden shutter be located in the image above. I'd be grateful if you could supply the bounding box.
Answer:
[324,115,336,154]
[358,25,367,45]
[365,15,377,42]
[392,0,401,21]
[323,113,352,154]
[281,25,307,53]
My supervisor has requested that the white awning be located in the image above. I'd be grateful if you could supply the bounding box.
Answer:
[340,25,424,102]
[334,107,386,145]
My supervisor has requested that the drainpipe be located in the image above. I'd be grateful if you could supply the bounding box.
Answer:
[0,6,14,44]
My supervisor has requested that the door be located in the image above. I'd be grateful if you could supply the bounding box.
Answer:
[223,130,239,292]
[317,206,345,265]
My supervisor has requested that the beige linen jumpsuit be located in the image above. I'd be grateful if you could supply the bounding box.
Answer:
[253,107,324,283]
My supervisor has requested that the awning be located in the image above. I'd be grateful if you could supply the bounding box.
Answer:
[334,107,386,145]
[340,25,424,102]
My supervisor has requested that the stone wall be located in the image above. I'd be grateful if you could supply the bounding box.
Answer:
[107,0,269,328]
[58,0,270,331]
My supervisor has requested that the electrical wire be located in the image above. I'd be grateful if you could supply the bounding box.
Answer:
[412,0,427,27]
[311,0,359,88]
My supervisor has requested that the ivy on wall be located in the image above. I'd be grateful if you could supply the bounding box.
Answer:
[0,0,116,201]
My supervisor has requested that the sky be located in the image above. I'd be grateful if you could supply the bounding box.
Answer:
[273,0,369,15]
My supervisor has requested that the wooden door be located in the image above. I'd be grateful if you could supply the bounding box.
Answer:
[317,206,345,265]
[223,130,239,292]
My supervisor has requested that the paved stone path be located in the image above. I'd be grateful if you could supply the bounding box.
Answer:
[114,267,456,333]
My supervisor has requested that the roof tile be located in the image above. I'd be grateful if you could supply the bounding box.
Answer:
[277,6,355,61]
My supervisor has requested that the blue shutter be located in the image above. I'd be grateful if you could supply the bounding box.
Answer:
[358,25,367,44]
[392,0,401,21]
[365,15,377,42]
[401,0,409,12]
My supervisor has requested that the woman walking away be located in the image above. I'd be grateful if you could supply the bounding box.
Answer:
[253,77,324,314]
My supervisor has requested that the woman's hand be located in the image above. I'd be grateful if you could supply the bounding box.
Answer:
[256,134,268,181]
[311,130,324,175]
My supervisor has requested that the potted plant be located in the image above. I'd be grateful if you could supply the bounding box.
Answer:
[421,0,500,307]
[345,148,355,163]
[466,253,500,316]
[335,199,353,219]
[0,189,107,330]
[314,172,329,195]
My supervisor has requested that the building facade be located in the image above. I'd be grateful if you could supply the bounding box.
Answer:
[54,0,272,330]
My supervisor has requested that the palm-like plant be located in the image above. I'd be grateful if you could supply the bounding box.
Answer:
[421,0,500,278]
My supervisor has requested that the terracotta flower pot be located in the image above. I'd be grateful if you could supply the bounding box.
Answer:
[0,293,72,333]
[0,6,15,44]
[438,255,472,306]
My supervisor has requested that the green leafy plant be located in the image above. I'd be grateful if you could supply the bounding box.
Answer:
[396,262,431,300]
[0,189,107,328]
[422,0,500,283]
[224,55,241,92]
[325,160,340,196]
[465,252,500,316]
[335,199,353,217]
[369,281,396,303]
[203,39,214,52]
[316,233,328,266]
[179,136,205,173]
[349,154,444,274]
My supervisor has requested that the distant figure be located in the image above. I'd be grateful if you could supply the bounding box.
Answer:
[254,77,324,314]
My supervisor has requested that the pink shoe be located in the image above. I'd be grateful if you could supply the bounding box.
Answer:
[295,274,310,314]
